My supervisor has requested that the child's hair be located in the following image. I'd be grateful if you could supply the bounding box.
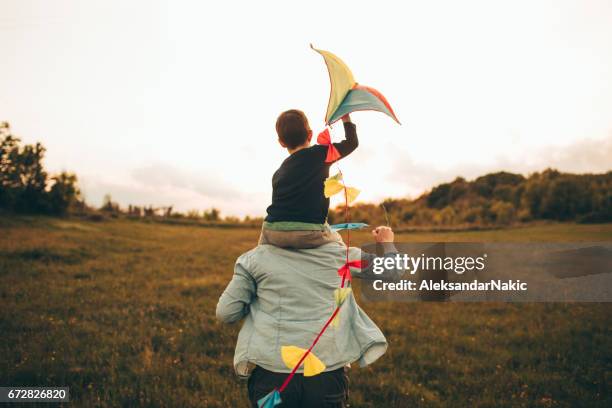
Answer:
[276,109,311,149]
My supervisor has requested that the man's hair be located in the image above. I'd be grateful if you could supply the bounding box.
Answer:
[276,109,311,149]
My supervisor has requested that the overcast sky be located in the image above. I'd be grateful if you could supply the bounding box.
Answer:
[2,0,611,216]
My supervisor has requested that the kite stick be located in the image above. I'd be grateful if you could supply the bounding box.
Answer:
[381,203,390,227]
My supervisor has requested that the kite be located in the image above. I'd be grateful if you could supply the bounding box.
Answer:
[311,45,400,126]
[256,46,401,407]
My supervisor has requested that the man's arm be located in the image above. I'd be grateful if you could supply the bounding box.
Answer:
[215,254,256,323]
[333,114,359,157]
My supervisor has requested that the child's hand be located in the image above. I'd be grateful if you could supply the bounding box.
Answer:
[341,114,352,123]
[372,226,394,243]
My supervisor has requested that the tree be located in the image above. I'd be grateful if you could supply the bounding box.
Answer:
[427,183,452,209]
[48,172,81,215]
[203,208,220,221]
[491,200,515,225]
[0,122,81,214]
[101,194,120,213]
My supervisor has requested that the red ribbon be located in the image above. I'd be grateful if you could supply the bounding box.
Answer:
[317,128,341,163]
[337,260,368,281]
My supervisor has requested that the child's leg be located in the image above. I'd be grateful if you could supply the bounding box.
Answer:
[259,226,343,249]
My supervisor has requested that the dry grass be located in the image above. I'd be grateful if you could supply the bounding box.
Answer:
[0,217,610,407]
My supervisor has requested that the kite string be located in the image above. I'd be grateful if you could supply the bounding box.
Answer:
[277,162,352,394]
[340,168,350,288]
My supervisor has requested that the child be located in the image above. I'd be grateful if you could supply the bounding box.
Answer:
[260,109,358,248]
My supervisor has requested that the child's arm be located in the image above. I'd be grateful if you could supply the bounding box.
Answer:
[215,255,256,323]
[350,226,407,281]
[332,114,359,158]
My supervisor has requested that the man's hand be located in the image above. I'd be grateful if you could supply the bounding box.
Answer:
[341,114,352,123]
[372,226,394,243]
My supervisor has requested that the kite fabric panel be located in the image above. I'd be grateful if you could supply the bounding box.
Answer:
[328,85,400,125]
[311,45,356,124]
[311,45,400,126]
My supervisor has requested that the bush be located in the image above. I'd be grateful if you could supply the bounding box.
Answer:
[490,201,516,225]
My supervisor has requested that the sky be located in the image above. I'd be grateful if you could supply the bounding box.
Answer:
[1,0,611,217]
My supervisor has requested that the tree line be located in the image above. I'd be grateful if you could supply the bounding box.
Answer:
[2,122,610,226]
[0,123,250,224]
[329,169,612,227]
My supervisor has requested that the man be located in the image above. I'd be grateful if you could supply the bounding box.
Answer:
[216,226,399,407]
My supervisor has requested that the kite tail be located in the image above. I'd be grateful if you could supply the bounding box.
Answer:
[276,163,359,401]
[341,170,351,288]
[278,306,341,393]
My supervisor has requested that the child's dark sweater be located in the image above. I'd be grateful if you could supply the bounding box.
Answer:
[265,122,358,224]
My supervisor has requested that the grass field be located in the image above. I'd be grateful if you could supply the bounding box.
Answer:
[0,217,610,407]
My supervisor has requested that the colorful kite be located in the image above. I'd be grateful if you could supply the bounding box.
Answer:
[257,46,400,408]
[311,44,400,126]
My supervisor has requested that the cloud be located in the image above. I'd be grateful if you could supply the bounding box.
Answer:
[131,162,238,199]
[389,135,612,198]
[78,162,269,217]
[536,136,612,174]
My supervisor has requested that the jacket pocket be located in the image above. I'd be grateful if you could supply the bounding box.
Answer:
[247,310,280,368]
